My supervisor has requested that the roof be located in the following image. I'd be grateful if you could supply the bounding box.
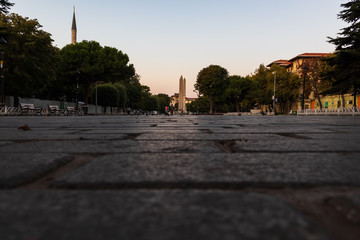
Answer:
[266,60,292,68]
[288,53,331,62]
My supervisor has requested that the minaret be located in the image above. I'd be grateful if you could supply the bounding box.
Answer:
[71,6,77,44]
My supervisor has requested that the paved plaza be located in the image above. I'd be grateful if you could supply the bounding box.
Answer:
[0,115,360,240]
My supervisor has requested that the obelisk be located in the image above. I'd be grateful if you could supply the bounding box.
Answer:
[178,76,186,113]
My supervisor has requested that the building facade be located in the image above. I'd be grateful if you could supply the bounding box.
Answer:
[267,53,359,110]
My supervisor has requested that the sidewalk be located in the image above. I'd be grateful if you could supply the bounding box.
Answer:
[0,115,360,240]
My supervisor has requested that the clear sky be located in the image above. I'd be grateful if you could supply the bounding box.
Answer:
[11,0,345,98]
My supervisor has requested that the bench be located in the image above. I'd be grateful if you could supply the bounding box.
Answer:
[47,105,65,116]
[19,103,43,116]
[66,106,81,116]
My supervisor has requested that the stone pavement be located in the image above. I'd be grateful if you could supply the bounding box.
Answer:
[0,115,360,240]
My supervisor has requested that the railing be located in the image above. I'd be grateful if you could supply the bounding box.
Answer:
[0,107,49,116]
[0,107,21,116]
[297,107,360,116]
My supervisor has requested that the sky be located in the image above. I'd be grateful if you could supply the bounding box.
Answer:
[11,0,346,98]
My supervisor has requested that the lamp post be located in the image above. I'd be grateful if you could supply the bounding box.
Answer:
[273,71,276,114]
[302,66,308,110]
[75,70,80,109]
[0,36,7,107]
[95,81,98,114]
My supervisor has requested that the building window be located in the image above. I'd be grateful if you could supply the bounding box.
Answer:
[325,102,328,108]
[349,100,353,105]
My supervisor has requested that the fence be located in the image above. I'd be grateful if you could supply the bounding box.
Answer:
[297,107,360,116]
[0,96,119,116]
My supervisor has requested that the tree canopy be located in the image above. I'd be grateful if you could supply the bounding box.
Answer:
[0,13,58,105]
[195,65,229,114]
[0,0,13,14]
[326,0,360,106]
[251,64,300,113]
[59,40,135,104]
[225,75,258,112]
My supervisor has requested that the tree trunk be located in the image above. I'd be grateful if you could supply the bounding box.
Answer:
[341,94,346,108]
[84,83,90,105]
[313,83,322,109]
[209,96,213,115]
[235,101,240,113]
[14,96,19,107]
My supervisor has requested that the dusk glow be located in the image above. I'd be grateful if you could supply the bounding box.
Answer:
[12,0,344,98]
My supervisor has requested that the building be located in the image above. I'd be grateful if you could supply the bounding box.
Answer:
[71,7,77,44]
[267,53,359,110]
[170,93,196,113]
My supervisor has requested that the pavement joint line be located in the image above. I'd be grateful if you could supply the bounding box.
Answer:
[17,154,101,190]
[48,182,360,191]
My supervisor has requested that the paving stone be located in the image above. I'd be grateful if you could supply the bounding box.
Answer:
[0,140,222,154]
[0,153,72,188]
[0,190,333,240]
[232,138,360,152]
[51,153,360,189]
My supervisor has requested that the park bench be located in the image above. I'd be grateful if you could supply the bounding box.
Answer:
[66,106,81,116]
[19,103,43,116]
[47,105,65,116]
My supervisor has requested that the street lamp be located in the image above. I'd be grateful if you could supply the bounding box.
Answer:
[0,36,7,107]
[272,71,276,114]
[302,66,308,110]
[76,70,80,109]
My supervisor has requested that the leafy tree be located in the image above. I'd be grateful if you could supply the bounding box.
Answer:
[60,41,104,104]
[142,95,158,112]
[251,64,273,109]
[326,0,360,106]
[102,46,135,83]
[195,65,229,114]
[0,13,58,105]
[59,40,135,104]
[113,82,127,110]
[0,0,13,14]
[188,96,209,114]
[225,75,258,112]
[93,83,119,112]
[156,93,170,113]
[251,64,300,113]
[125,74,143,109]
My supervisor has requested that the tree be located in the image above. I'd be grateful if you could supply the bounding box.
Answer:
[59,40,135,104]
[195,65,229,114]
[156,93,170,113]
[0,0,14,14]
[0,13,58,105]
[125,74,143,110]
[113,82,127,111]
[188,96,209,114]
[92,83,119,113]
[225,75,258,112]
[142,95,158,112]
[102,46,135,83]
[251,64,300,113]
[326,0,360,106]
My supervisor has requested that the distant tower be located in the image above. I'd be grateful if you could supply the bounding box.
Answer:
[178,76,186,113]
[71,6,77,44]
